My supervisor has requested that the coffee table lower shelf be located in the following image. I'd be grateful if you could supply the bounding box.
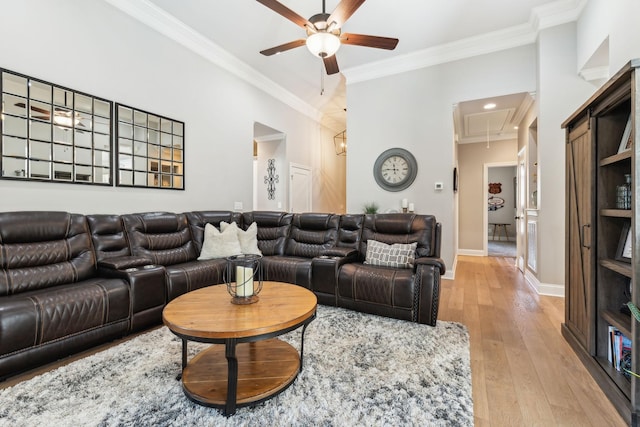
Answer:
[182,338,300,409]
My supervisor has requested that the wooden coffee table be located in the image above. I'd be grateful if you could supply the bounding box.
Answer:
[162,281,317,416]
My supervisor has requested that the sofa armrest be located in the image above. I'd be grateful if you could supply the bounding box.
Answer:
[414,256,446,275]
[97,264,166,331]
[414,257,444,326]
[321,247,358,258]
[98,255,153,270]
[311,250,357,303]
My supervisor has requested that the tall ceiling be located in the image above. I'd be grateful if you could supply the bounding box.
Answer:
[107,0,585,132]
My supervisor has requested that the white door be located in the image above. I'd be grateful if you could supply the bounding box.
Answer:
[515,149,526,271]
[290,163,312,213]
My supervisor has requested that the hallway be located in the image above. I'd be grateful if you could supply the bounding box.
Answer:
[439,256,624,426]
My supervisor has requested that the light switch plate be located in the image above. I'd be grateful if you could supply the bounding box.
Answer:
[434,182,444,190]
[234,201,243,210]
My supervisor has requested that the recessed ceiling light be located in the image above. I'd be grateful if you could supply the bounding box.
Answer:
[514,126,519,129]
[483,103,496,110]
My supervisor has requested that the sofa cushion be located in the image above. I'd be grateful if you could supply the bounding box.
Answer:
[241,211,292,256]
[359,214,437,261]
[284,213,340,258]
[198,223,242,260]
[365,240,417,269]
[0,278,130,356]
[185,211,242,255]
[337,262,416,310]
[0,212,95,296]
[261,256,312,288]
[122,212,196,266]
[165,259,227,301]
[221,221,262,255]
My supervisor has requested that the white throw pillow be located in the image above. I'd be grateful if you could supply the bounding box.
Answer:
[221,221,262,255]
[197,222,242,260]
[364,239,418,269]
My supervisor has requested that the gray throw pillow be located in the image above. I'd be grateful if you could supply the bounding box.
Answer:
[364,239,418,268]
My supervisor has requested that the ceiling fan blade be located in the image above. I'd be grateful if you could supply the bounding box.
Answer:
[323,55,340,75]
[328,0,365,28]
[256,0,314,29]
[260,39,306,56]
[340,33,399,50]
[15,102,53,116]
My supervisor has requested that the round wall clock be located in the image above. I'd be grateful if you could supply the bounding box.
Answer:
[373,148,418,192]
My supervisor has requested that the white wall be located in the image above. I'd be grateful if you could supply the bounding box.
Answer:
[458,139,518,251]
[577,0,640,75]
[347,45,537,273]
[536,23,596,287]
[488,166,517,239]
[0,0,344,214]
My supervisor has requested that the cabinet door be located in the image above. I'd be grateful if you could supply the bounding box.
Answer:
[565,118,595,351]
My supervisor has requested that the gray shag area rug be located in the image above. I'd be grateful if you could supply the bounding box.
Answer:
[0,306,472,426]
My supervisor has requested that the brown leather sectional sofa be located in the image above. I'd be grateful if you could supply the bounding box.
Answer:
[0,210,445,380]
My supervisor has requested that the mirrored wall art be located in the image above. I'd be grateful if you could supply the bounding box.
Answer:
[116,104,184,189]
[1,68,112,185]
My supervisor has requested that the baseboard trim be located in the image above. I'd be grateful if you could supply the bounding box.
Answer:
[442,255,457,280]
[457,249,485,257]
[525,269,564,297]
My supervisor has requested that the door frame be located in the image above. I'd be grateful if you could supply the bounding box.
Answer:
[483,161,518,256]
[516,148,527,271]
[289,162,312,213]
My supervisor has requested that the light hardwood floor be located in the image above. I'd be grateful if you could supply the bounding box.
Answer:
[1,255,628,426]
[440,255,626,426]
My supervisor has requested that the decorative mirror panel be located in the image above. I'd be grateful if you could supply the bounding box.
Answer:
[1,68,112,184]
[116,104,184,189]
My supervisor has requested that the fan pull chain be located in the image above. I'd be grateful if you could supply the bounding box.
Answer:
[320,62,325,95]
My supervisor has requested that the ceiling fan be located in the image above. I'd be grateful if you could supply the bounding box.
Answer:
[257,0,398,75]
[14,102,85,128]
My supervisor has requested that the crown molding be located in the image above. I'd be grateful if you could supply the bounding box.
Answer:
[254,133,285,143]
[103,0,322,123]
[343,0,587,85]
[579,65,610,83]
[530,0,587,31]
[342,23,535,85]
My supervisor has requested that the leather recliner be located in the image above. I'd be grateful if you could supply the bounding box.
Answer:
[86,214,166,332]
[0,211,130,380]
[121,212,231,302]
[251,212,341,288]
[335,214,445,326]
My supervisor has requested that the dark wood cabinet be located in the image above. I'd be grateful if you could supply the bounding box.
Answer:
[563,59,640,426]
[565,116,595,351]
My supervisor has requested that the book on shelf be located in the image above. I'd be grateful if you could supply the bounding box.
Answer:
[608,325,632,377]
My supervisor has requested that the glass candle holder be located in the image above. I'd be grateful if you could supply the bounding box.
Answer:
[225,254,263,305]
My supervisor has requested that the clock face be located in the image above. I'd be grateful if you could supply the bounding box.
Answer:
[381,156,409,184]
[373,148,418,192]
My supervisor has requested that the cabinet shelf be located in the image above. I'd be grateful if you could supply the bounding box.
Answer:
[600,258,632,278]
[602,309,632,337]
[595,356,631,399]
[600,150,632,167]
[600,209,632,218]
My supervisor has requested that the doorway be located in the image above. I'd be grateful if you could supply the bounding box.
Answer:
[253,122,286,211]
[485,163,517,257]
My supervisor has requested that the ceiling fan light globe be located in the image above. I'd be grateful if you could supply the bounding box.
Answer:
[306,32,340,58]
